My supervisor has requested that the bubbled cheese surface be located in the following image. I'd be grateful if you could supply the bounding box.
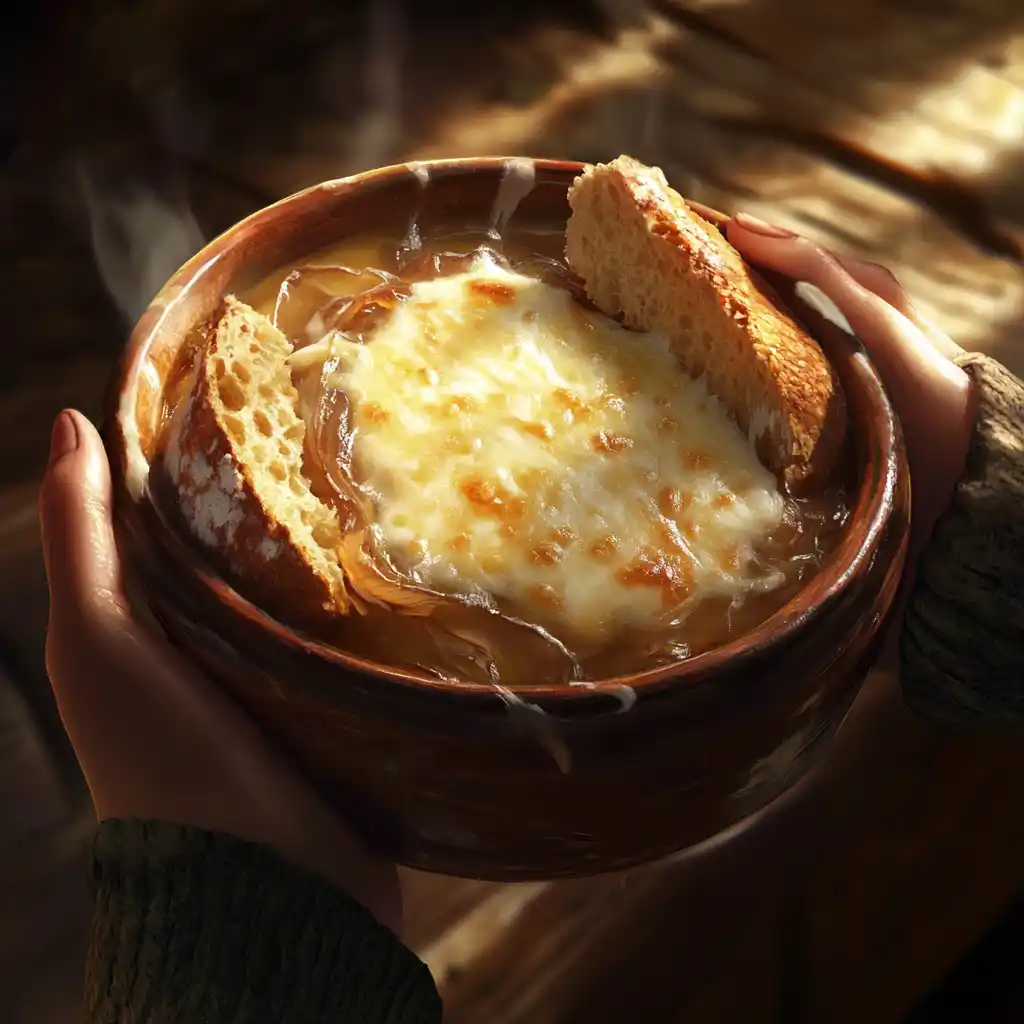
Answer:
[326,254,786,639]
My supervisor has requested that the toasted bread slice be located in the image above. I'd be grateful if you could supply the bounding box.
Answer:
[565,156,846,490]
[164,296,348,626]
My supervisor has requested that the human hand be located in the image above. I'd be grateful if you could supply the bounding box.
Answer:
[726,214,973,572]
[38,409,401,932]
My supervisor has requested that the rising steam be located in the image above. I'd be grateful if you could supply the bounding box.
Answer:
[77,161,206,325]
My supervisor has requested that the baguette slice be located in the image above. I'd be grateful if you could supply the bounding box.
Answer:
[565,156,846,490]
[164,296,348,626]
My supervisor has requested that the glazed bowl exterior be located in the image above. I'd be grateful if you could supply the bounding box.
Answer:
[107,158,910,880]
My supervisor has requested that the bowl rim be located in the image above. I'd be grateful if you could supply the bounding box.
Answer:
[109,155,903,706]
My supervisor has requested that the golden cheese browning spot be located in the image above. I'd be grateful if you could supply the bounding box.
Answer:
[554,388,592,423]
[530,542,564,566]
[468,279,517,305]
[360,402,389,424]
[615,547,693,607]
[589,535,619,561]
[656,416,677,435]
[552,526,577,548]
[712,492,736,509]
[461,476,527,520]
[591,430,634,454]
[517,419,555,441]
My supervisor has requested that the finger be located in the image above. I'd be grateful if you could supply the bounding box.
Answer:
[726,214,972,554]
[728,215,961,358]
[725,215,968,419]
[829,254,963,359]
[39,410,139,781]
[36,420,402,929]
[827,255,913,317]
[38,410,130,632]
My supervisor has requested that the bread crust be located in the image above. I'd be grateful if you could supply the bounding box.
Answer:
[565,156,846,490]
[162,160,845,630]
[163,297,347,628]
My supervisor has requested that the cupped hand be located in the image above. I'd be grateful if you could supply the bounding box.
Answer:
[38,409,401,933]
[726,214,974,570]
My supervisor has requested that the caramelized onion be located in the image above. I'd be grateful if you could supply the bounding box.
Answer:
[273,265,395,343]
[247,238,851,686]
[338,532,443,617]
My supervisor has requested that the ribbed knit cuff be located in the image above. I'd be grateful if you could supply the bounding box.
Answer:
[900,352,1024,730]
[84,820,441,1024]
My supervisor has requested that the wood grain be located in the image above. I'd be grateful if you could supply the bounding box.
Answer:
[2,1,1024,1021]
[417,673,1024,1024]
[406,8,1024,374]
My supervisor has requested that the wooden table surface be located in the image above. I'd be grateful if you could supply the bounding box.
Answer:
[2,2,1022,1021]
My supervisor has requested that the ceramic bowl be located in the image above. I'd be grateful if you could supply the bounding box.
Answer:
[106,158,910,880]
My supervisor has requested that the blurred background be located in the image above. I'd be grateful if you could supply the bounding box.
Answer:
[1,2,1022,1021]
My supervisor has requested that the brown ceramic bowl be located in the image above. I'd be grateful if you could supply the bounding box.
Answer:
[106,157,910,880]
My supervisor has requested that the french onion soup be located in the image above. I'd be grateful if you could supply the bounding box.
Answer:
[154,156,850,687]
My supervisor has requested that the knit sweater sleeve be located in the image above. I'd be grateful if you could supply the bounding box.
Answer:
[900,352,1024,729]
[84,819,442,1024]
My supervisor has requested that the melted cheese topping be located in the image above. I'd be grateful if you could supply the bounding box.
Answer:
[324,255,786,639]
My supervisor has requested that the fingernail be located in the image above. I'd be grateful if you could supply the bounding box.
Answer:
[49,410,80,468]
[733,213,796,239]
[853,258,903,288]
[848,257,919,309]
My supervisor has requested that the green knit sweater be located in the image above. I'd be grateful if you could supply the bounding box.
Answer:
[83,355,1023,1023]
[86,821,442,1022]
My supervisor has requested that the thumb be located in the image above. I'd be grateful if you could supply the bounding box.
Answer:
[38,410,130,635]
[726,215,973,554]
[725,215,968,415]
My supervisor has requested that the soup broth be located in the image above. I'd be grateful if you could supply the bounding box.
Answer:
[156,218,849,687]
